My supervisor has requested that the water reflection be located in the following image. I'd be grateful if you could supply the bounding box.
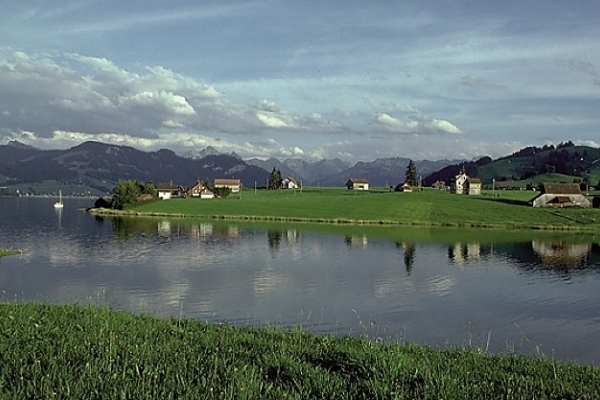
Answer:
[448,243,481,265]
[3,198,600,365]
[531,241,591,268]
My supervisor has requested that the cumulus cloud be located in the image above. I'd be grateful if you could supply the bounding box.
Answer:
[373,112,463,135]
[0,50,344,145]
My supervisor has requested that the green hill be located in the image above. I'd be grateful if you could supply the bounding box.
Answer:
[424,142,600,189]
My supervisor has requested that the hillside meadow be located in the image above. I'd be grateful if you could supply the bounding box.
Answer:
[113,187,600,231]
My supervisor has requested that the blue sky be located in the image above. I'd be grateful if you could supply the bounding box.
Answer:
[1,1,599,162]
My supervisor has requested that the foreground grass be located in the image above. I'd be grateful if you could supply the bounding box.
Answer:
[94,187,600,231]
[1,303,599,399]
[0,248,22,258]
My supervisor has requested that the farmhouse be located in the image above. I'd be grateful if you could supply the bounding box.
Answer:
[394,183,413,193]
[431,180,446,190]
[346,178,369,191]
[157,183,184,200]
[450,169,481,195]
[214,178,241,193]
[198,187,215,199]
[187,181,207,198]
[282,177,300,189]
[529,183,591,208]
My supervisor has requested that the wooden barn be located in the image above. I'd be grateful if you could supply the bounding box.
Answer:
[529,183,591,208]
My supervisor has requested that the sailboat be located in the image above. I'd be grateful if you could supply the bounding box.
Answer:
[53,190,64,209]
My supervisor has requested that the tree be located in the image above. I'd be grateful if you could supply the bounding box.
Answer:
[213,186,232,198]
[143,182,157,198]
[268,167,282,190]
[111,179,141,210]
[405,160,418,187]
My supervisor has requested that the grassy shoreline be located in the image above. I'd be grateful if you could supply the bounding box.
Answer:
[90,187,600,232]
[0,248,22,258]
[1,303,598,398]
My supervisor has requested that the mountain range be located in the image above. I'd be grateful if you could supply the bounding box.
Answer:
[1,140,599,196]
[0,141,456,194]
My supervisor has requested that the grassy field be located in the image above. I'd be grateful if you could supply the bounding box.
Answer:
[98,187,600,231]
[1,303,598,399]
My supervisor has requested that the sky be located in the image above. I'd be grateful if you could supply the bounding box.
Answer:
[1,1,599,163]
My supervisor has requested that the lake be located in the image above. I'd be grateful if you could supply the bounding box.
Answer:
[1,196,600,365]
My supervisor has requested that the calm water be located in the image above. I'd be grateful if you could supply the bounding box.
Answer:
[1,197,600,364]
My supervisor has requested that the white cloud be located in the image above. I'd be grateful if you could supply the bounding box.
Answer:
[123,91,196,115]
[256,112,289,128]
[374,113,463,135]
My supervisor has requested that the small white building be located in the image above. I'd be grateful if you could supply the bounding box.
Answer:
[530,183,591,208]
[450,169,481,195]
[157,183,183,200]
[282,177,300,189]
[214,178,242,193]
[346,178,369,191]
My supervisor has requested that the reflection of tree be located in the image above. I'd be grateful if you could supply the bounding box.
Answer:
[268,230,282,252]
[404,243,415,274]
[111,218,156,241]
[397,242,415,274]
[112,217,139,241]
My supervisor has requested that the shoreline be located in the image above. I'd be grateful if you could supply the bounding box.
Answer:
[88,207,600,232]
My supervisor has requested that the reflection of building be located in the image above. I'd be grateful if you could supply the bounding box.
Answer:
[158,220,171,236]
[345,235,368,248]
[448,243,480,265]
[190,223,213,238]
[532,241,591,267]
[286,229,299,242]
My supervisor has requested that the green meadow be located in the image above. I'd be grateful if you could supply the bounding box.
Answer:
[1,303,598,399]
[102,187,600,231]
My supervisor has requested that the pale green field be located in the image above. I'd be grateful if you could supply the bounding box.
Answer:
[126,187,600,231]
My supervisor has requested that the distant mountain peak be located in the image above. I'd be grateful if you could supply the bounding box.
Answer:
[7,140,38,150]
[182,146,222,159]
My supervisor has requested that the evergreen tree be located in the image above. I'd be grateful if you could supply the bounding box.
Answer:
[405,160,418,187]
[268,168,282,189]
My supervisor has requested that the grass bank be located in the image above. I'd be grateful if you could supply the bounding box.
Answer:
[92,187,600,231]
[1,303,598,399]
[0,248,22,258]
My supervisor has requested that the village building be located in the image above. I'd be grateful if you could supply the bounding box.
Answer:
[394,183,413,193]
[431,180,446,190]
[213,178,242,193]
[282,177,300,189]
[450,169,481,195]
[529,183,591,208]
[157,183,185,200]
[187,181,207,198]
[198,187,215,199]
[346,178,369,191]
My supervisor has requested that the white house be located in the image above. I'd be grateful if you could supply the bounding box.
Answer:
[346,178,369,191]
[450,169,481,195]
[529,183,591,208]
[214,178,242,193]
[282,177,300,189]
[157,183,183,200]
